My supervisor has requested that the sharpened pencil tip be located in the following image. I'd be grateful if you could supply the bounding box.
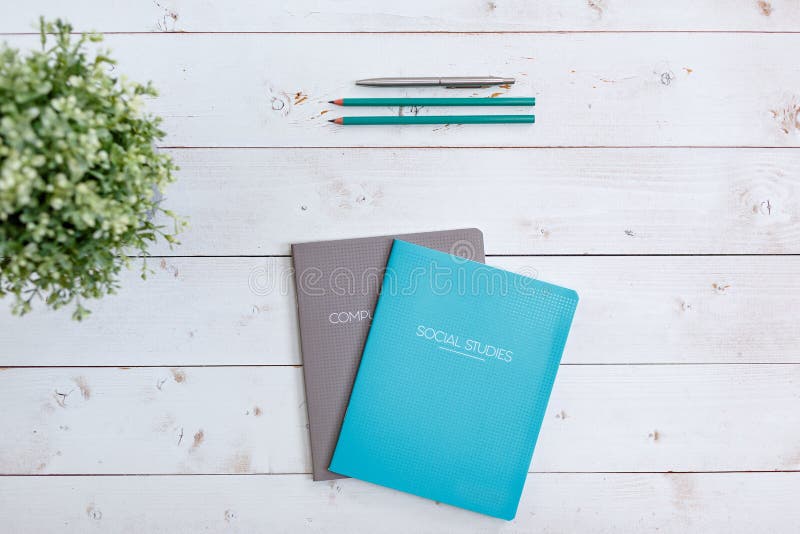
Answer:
[328,101,334,104]
[328,119,335,123]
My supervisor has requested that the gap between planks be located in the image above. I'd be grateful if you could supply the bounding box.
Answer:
[2,362,800,369]
[156,146,800,150]
[129,254,800,258]
[5,31,800,36]
[2,470,800,477]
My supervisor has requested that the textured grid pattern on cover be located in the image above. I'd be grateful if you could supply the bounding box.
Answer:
[292,229,485,481]
[330,240,578,518]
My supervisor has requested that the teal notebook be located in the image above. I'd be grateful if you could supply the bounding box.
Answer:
[329,240,579,519]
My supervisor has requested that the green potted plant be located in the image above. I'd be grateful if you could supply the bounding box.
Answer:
[0,19,184,320]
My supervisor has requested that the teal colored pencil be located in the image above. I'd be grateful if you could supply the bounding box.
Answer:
[329,115,535,125]
[329,97,535,107]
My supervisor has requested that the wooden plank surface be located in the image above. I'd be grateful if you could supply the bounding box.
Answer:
[1,256,798,367]
[4,33,800,147]
[1,365,798,475]
[2,3,798,532]
[146,148,800,256]
[3,1,800,32]
[0,366,310,475]
[1,473,798,533]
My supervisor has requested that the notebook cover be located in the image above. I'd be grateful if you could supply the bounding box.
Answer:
[292,229,485,481]
[329,240,579,519]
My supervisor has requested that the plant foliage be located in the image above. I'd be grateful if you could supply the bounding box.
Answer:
[0,19,184,320]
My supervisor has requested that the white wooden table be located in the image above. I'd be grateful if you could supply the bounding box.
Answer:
[2,2,799,532]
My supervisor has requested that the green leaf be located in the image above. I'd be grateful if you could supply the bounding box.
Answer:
[0,18,185,321]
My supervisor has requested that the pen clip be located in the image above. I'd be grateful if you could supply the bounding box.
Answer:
[445,85,490,89]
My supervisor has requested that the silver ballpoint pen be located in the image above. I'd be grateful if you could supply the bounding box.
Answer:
[355,76,515,88]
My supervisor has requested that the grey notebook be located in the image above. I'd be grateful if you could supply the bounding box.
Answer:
[292,229,485,480]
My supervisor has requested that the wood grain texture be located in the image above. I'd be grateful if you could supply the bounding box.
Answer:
[4,33,800,147]
[3,1,800,32]
[0,366,310,475]
[1,473,799,533]
[2,4,799,532]
[1,256,798,367]
[0,365,798,475]
[144,148,800,256]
